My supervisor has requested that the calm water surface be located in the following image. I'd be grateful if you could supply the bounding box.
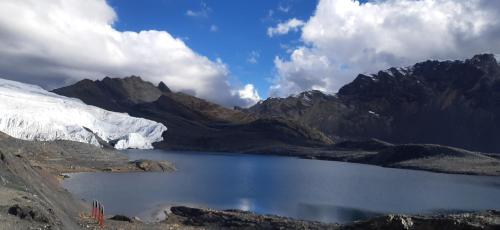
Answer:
[62,150,500,223]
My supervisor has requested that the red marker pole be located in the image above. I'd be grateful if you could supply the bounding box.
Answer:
[92,201,96,219]
[99,203,102,224]
[95,201,99,220]
[99,205,104,228]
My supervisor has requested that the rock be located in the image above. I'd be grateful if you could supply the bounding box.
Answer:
[343,212,500,230]
[109,215,133,222]
[7,204,50,223]
[168,206,335,229]
[0,151,5,162]
[130,159,175,172]
[170,206,206,217]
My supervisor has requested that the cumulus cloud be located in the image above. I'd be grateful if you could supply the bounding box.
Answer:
[267,18,305,37]
[234,84,261,107]
[271,0,500,96]
[0,0,256,107]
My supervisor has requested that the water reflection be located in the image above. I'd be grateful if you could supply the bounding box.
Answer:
[62,150,500,223]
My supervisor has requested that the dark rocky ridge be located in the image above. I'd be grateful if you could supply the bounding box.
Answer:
[101,206,500,230]
[246,54,500,153]
[53,76,332,153]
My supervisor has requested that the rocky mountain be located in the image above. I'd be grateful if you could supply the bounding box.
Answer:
[246,54,500,153]
[0,78,166,149]
[53,76,332,152]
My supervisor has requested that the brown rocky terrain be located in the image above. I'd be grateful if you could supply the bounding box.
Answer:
[0,132,174,229]
[53,76,332,153]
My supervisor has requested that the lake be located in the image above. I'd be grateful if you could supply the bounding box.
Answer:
[62,149,500,224]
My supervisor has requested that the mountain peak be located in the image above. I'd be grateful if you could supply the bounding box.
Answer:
[294,90,325,98]
[158,81,171,93]
[53,76,163,111]
[466,54,499,75]
[468,53,497,64]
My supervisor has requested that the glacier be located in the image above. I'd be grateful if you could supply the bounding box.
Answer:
[0,78,167,149]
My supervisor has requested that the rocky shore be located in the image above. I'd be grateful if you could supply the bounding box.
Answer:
[242,140,500,176]
[75,206,500,230]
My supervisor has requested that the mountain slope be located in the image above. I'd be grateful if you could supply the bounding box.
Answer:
[53,76,332,152]
[246,54,500,152]
[0,78,166,149]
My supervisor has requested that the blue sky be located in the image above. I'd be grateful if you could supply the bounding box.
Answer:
[108,0,318,98]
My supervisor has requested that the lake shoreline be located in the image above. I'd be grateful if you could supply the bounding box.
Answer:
[77,205,500,229]
[150,144,500,176]
[2,132,500,229]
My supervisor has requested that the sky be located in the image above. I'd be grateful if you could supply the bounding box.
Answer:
[0,0,499,107]
[107,0,319,99]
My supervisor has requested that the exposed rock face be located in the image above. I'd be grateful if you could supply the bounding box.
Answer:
[109,215,133,222]
[7,204,51,223]
[343,211,500,230]
[168,206,336,229]
[130,159,175,172]
[246,54,500,153]
[53,76,164,112]
[165,206,500,230]
[53,76,332,153]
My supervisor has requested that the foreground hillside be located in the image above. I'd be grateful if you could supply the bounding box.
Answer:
[0,78,166,149]
[246,54,500,153]
[0,132,173,229]
[53,76,332,153]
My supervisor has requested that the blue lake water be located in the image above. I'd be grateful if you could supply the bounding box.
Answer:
[62,150,500,223]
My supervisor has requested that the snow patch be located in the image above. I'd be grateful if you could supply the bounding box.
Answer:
[0,78,167,149]
[114,133,153,150]
[368,110,380,117]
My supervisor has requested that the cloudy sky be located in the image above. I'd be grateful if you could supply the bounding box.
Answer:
[0,0,499,107]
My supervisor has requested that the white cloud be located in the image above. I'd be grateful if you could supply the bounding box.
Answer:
[267,18,305,37]
[247,51,260,64]
[0,0,256,107]
[278,4,291,13]
[186,2,211,18]
[234,84,261,107]
[271,0,500,96]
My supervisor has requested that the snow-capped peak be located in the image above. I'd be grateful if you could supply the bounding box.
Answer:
[0,78,167,149]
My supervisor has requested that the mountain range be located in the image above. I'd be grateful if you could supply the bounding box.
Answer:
[245,54,500,153]
[51,54,500,153]
[53,76,332,153]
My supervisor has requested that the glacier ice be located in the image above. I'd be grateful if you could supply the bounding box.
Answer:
[0,78,167,149]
